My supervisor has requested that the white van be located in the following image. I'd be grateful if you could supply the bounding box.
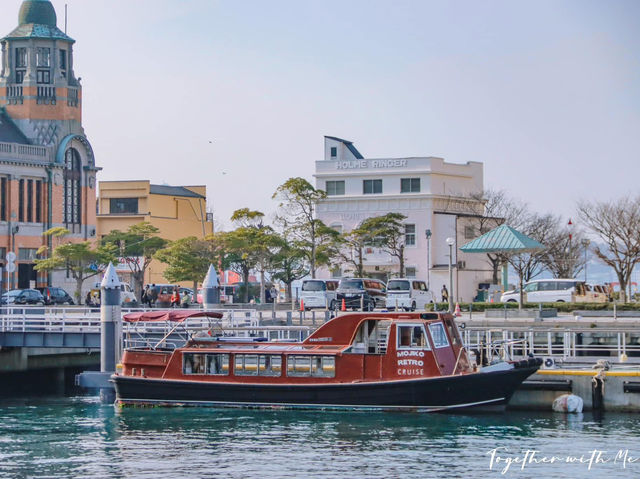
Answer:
[300,279,338,310]
[501,279,584,303]
[385,279,435,311]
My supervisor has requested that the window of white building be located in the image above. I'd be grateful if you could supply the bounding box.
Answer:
[401,178,420,193]
[363,179,382,194]
[405,267,417,277]
[405,224,416,246]
[326,180,345,196]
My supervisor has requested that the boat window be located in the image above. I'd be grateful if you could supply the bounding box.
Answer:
[183,353,229,375]
[287,355,335,378]
[234,354,259,376]
[428,322,450,348]
[206,354,230,375]
[258,355,282,376]
[396,324,430,350]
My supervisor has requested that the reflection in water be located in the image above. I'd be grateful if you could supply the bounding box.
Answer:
[1,397,640,478]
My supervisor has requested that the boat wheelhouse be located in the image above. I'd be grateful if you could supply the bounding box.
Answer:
[113,311,541,411]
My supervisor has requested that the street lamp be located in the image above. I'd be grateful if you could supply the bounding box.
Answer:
[446,237,455,312]
[567,218,573,276]
[425,229,432,291]
[581,238,590,283]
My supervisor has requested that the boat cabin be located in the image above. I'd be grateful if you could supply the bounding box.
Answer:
[119,311,472,384]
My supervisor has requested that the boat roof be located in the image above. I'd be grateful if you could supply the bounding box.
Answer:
[123,310,223,323]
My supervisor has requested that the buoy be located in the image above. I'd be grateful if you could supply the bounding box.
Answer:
[454,303,461,317]
[300,299,305,312]
[341,298,346,311]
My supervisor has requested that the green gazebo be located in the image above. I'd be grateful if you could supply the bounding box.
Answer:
[460,224,545,306]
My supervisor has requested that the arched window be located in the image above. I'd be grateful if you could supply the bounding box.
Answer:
[63,148,82,224]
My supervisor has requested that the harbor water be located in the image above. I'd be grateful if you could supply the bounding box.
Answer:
[2,397,640,478]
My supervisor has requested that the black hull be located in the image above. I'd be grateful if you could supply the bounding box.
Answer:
[113,366,538,412]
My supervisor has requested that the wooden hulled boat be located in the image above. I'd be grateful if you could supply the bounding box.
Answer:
[113,311,541,412]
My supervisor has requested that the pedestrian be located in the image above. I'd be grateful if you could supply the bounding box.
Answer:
[441,284,449,303]
[270,286,278,303]
[265,288,272,304]
[149,284,157,308]
[85,291,92,306]
[142,285,150,308]
[170,287,180,308]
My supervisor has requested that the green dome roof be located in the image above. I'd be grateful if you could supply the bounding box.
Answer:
[18,0,57,27]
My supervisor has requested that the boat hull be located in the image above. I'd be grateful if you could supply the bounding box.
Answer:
[113,366,538,412]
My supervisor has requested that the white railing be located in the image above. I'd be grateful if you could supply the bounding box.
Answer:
[462,326,640,362]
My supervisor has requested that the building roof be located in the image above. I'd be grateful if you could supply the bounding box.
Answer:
[460,224,545,253]
[150,184,205,199]
[3,0,74,42]
[0,108,30,144]
[19,0,56,27]
[325,136,364,159]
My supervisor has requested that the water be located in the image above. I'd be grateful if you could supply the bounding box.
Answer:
[1,397,640,479]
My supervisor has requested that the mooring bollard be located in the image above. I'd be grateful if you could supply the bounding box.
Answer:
[100,262,121,404]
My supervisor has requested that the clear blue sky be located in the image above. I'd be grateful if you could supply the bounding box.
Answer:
[2,0,639,231]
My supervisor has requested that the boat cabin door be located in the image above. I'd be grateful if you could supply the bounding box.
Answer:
[426,321,457,375]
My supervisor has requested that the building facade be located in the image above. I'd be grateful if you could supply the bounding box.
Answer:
[0,0,98,291]
[315,136,493,302]
[96,180,214,286]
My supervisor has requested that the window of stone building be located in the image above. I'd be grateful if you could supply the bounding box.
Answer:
[15,48,27,68]
[35,180,42,223]
[36,70,50,84]
[18,179,24,222]
[330,146,337,158]
[27,180,33,222]
[36,48,50,67]
[0,177,6,221]
[363,179,382,194]
[464,225,475,239]
[18,248,38,261]
[59,50,67,76]
[64,148,82,224]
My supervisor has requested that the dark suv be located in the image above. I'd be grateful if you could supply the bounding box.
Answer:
[1,289,46,305]
[36,287,75,305]
[333,278,386,311]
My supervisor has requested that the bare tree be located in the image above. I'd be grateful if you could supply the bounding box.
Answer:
[464,189,529,284]
[577,197,640,302]
[539,222,587,279]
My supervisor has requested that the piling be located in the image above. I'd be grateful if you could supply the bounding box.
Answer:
[100,262,121,404]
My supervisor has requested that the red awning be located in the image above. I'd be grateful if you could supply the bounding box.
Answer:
[123,310,224,323]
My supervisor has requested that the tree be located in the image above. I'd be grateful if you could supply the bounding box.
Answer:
[577,196,640,302]
[34,228,118,304]
[229,209,279,303]
[273,177,331,277]
[101,222,167,301]
[154,237,214,293]
[466,189,529,284]
[336,221,374,278]
[362,213,409,277]
[269,233,309,302]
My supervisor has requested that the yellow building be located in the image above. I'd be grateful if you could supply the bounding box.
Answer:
[96,180,214,285]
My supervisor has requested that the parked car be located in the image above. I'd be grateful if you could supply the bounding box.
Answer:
[1,289,45,305]
[333,278,386,311]
[385,279,435,311]
[89,282,138,306]
[36,286,74,305]
[300,279,339,310]
[501,279,585,303]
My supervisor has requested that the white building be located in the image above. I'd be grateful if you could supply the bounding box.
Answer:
[314,136,493,302]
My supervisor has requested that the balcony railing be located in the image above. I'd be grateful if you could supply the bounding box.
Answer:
[0,141,50,162]
[36,86,56,105]
[6,85,23,104]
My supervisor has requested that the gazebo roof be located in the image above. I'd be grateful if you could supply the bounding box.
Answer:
[460,224,545,253]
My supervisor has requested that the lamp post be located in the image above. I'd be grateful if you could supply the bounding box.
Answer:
[567,218,573,276]
[581,238,590,283]
[446,237,455,312]
[425,229,432,291]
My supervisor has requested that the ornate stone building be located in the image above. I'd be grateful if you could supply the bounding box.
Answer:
[0,0,98,290]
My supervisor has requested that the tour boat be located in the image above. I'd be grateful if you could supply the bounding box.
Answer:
[112,310,541,412]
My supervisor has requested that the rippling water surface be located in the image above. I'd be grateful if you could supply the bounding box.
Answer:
[2,397,640,478]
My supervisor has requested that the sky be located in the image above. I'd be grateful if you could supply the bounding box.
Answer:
[1,0,639,234]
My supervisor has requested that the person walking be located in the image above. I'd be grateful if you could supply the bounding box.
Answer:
[441,284,449,303]
[142,285,151,308]
[170,287,180,308]
[149,284,157,308]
